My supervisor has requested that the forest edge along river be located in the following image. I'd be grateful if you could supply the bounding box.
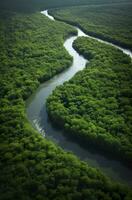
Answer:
[26,10,132,186]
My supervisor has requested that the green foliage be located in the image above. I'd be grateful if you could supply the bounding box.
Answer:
[47,37,132,166]
[50,2,132,50]
[0,11,75,102]
[0,0,131,12]
[1,135,132,200]
[0,1,132,199]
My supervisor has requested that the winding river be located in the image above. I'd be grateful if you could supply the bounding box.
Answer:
[26,10,132,186]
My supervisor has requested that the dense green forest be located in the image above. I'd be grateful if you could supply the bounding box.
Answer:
[0,0,132,12]
[50,2,132,50]
[47,37,132,166]
[1,7,131,200]
[0,0,132,199]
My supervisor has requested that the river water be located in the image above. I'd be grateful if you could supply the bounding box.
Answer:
[26,10,132,186]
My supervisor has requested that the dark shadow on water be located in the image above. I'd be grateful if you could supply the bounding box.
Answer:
[38,107,132,186]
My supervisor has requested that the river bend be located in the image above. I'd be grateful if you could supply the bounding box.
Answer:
[26,10,132,186]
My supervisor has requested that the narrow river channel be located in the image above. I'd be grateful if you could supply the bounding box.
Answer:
[26,10,132,186]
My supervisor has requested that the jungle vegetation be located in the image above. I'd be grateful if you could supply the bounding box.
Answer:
[47,37,132,166]
[50,2,132,50]
[0,0,132,199]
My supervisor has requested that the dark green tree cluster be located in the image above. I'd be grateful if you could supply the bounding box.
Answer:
[47,37,132,166]
[50,2,132,50]
[1,131,132,200]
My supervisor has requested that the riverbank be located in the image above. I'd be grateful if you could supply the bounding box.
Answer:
[27,10,132,185]
[0,7,132,200]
